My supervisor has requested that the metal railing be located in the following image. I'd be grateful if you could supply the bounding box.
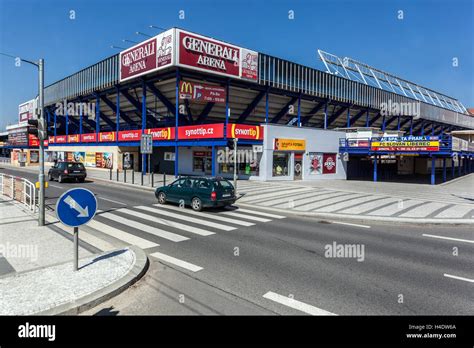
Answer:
[0,173,37,212]
[0,156,11,164]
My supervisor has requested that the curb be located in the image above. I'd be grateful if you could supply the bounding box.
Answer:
[238,202,474,226]
[36,245,149,315]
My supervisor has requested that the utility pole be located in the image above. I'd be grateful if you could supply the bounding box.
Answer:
[38,59,45,226]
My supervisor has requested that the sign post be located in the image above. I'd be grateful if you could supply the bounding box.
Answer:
[56,188,98,271]
[141,134,153,186]
[233,138,238,191]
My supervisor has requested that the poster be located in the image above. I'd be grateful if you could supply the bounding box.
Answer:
[29,151,39,163]
[96,152,113,169]
[66,152,74,162]
[85,152,96,167]
[57,152,65,161]
[309,153,323,175]
[322,153,337,174]
[72,151,85,162]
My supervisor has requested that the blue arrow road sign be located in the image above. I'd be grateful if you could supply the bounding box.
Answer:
[56,188,98,227]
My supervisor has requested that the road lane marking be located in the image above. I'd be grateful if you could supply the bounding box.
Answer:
[230,208,286,219]
[150,204,255,226]
[97,197,127,206]
[49,184,63,189]
[86,219,159,249]
[149,205,236,231]
[443,274,474,283]
[120,208,215,236]
[328,221,371,229]
[422,234,474,244]
[150,252,203,272]
[263,291,336,315]
[221,211,271,222]
[100,212,189,242]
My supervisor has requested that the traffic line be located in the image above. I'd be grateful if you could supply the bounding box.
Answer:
[230,208,286,219]
[49,184,63,189]
[100,212,189,242]
[150,204,255,226]
[120,208,215,236]
[97,197,127,206]
[328,221,371,229]
[150,205,236,231]
[422,234,474,244]
[86,219,159,249]
[150,252,203,272]
[443,274,474,283]
[263,291,336,315]
[221,211,271,222]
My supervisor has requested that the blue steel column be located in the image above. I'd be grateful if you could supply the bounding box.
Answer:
[142,81,147,174]
[116,86,120,138]
[382,115,386,131]
[211,145,216,176]
[442,157,446,182]
[265,88,269,124]
[54,111,57,137]
[46,109,52,137]
[323,101,328,129]
[79,103,83,135]
[174,70,180,177]
[451,157,455,178]
[365,109,369,128]
[397,116,401,131]
[431,122,435,135]
[225,79,230,136]
[421,122,425,136]
[346,107,351,128]
[95,96,100,137]
[373,155,378,182]
[409,117,413,135]
[431,156,436,185]
[458,156,461,176]
[297,93,301,127]
[65,107,69,137]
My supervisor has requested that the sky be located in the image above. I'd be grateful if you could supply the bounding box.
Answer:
[0,0,473,130]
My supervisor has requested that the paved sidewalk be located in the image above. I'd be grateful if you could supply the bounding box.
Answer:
[0,196,147,314]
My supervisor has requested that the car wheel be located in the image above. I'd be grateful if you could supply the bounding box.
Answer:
[58,175,63,183]
[48,173,53,181]
[158,191,167,204]
[191,197,202,212]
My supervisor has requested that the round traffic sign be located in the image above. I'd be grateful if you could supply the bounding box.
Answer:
[55,188,98,227]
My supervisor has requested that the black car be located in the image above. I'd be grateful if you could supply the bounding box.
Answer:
[48,161,87,183]
[155,176,236,211]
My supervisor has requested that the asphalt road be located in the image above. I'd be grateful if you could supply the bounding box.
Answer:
[2,166,473,315]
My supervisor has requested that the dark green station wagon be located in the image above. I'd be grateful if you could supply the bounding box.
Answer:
[155,176,236,211]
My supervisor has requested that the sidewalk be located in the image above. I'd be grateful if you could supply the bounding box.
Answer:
[0,197,148,315]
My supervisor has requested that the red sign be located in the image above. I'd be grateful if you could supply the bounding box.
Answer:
[145,127,175,140]
[179,81,226,103]
[48,136,55,144]
[178,123,224,140]
[44,139,49,147]
[120,37,157,81]
[322,154,337,174]
[118,129,141,142]
[241,48,258,80]
[81,133,97,143]
[55,135,67,143]
[226,124,263,140]
[28,134,39,147]
[179,31,240,78]
[68,134,79,143]
[99,132,115,142]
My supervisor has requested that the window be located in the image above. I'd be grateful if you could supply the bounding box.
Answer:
[272,152,289,177]
[214,179,233,189]
[170,179,186,188]
[197,179,211,189]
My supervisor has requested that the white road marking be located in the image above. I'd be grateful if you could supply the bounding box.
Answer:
[120,208,215,236]
[221,211,271,222]
[149,205,236,231]
[49,184,63,189]
[150,204,255,226]
[263,291,336,315]
[443,274,474,283]
[423,234,474,244]
[150,252,203,272]
[231,208,286,219]
[97,197,127,206]
[328,221,371,229]
[100,212,189,242]
[87,219,159,249]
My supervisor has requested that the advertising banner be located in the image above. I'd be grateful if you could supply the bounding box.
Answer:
[241,48,258,80]
[120,29,174,82]
[30,150,39,163]
[179,81,226,103]
[57,152,66,161]
[84,152,96,167]
[55,135,67,144]
[48,136,55,144]
[274,138,306,151]
[96,152,113,169]
[371,136,439,152]
[28,134,40,147]
[451,137,469,151]
[309,153,323,175]
[145,127,175,140]
[177,123,224,140]
[81,133,97,143]
[72,151,85,162]
[68,134,80,143]
[7,127,28,147]
[66,152,74,162]
[322,153,337,174]
[99,131,115,142]
[18,99,35,125]
[118,129,142,142]
[227,123,263,140]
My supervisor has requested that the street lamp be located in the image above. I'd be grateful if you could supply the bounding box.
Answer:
[110,45,126,50]
[122,39,138,44]
[136,31,152,38]
[0,52,46,226]
[149,25,167,31]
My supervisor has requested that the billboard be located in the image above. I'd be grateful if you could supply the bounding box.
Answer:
[309,153,323,175]
[96,152,113,169]
[371,136,439,152]
[322,153,337,174]
[99,131,115,142]
[18,99,36,125]
[84,152,96,167]
[81,133,97,143]
[7,127,28,147]
[177,29,258,81]
[179,81,226,103]
[177,123,224,140]
[119,29,174,82]
[118,129,142,142]
[145,127,175,140]
[227,124,263,140]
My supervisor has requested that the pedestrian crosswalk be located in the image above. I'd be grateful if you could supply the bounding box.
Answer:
[45,203,286,271]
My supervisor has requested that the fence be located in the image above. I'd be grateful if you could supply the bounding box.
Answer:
[108,168,168,188]
[0,173,36,212]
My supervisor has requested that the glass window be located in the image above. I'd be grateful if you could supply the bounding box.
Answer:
[272,152,290,177]
[170,179,186,187]
[214,179,233,189]
[184,178,194,188]
[197,179,211,189]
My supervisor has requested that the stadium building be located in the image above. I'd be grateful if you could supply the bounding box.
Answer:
[6,27,474,184]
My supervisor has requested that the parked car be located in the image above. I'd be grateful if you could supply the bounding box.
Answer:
[48,161,87,183]
[155,176,236,211]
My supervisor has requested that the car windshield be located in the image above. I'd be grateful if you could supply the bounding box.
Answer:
[67,163,85,170]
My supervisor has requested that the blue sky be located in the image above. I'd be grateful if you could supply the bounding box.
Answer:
[0,0,472,130]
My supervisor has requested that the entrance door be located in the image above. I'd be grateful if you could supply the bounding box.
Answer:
[294,154,303,180]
